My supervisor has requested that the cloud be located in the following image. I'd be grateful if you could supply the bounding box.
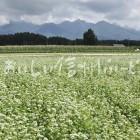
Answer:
[0,0,139,29]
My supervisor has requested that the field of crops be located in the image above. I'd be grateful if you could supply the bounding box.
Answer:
[0,45,137,53]
[0,53,140,139]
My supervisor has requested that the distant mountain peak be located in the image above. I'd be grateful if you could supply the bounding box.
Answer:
[74,19,86,23]
[96,20,111,25]
[0,19,140,40]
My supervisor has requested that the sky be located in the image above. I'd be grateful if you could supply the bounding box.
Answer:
[0,0,140,29]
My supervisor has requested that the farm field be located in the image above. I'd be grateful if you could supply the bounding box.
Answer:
[0,53,140,139]
[0,45,138,53]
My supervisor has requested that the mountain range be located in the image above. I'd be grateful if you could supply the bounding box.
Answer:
[0,20,140,40]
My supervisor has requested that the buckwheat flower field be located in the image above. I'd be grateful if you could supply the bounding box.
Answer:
[0,53,139,140]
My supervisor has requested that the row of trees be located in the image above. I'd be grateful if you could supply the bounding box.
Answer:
[0,29,97,46]
[0,29,140,46]
[0,33,47,45]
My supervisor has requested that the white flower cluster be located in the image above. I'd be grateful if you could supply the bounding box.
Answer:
[0,56,139,139]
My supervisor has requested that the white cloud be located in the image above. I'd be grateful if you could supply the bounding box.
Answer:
[0,0,139,29]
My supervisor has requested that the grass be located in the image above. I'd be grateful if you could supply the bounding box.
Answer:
[0,45,137,53]
[0,53,139,139]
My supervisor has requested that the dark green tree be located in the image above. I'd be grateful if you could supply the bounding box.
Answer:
[83,29,97,45]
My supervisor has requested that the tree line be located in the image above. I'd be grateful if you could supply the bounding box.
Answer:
[0,29,140,46]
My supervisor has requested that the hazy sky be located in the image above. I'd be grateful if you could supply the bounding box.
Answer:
[0,0,140,29]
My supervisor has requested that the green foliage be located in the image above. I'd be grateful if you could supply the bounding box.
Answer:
[0,54,139,139]
[0,45,135,53]
[83,29,97,45]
